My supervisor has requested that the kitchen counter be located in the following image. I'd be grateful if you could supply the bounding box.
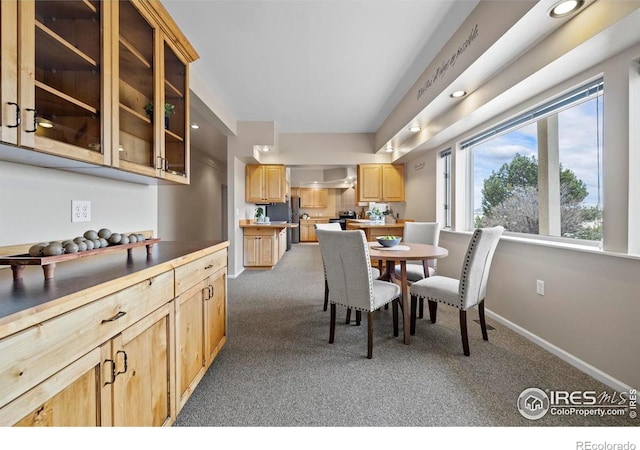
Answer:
[0,240,228,338]
[239,221,298,228]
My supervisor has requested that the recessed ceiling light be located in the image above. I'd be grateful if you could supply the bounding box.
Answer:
[409,125,421,132]
[38,119,54,128]
[385,146,394,153]
[450,90,467,98]
[190,124,200,129]
[549,0,584,18]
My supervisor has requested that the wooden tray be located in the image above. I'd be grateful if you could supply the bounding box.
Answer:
[0,238,160,281]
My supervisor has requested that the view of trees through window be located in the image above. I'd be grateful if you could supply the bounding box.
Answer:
[472,94,603,241]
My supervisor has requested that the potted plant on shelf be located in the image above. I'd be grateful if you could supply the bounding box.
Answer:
[143,102,176,129]
[255,207,265,223]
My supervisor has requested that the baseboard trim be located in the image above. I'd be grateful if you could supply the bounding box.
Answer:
[227,267,244,279]
[485,309,634,392]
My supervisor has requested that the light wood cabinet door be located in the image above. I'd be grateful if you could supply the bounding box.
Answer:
[246,165,286,203]
[0,1,19,145]
[243,233,276,266]
[205,269,226,363]
[383,164,405,201]
[111,303,175,427]
[245,165,266,203]
[300,188,328,208]
[0,348,104,427]
[17,0,109,163]
[264,165,285,202]
[357,164,405,202]
[357,164,383,202]
[175,280,206,410]
[175,262,227,412]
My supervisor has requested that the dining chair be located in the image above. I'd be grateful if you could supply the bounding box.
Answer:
[394,222,440,318]
[409,226,503,356]
[315,222,380,312]
[316,229,401,359]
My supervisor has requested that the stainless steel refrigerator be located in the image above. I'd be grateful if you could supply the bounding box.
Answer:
[266,199,295,250]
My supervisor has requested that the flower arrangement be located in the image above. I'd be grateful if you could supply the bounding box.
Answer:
[255,207,265,221]
[366,207,383,222]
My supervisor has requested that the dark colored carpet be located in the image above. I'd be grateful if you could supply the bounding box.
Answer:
[174,244,635,427]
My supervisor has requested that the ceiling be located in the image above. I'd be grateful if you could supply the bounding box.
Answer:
[162,0,479,161]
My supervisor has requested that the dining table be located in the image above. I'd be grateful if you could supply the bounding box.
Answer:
[367,241,448,345]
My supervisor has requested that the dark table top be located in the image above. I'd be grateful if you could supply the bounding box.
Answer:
[0,240,227,335]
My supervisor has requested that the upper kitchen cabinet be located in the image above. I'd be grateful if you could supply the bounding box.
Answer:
[299,188,328,208]
[357,163,405,202]
[1,0,197,184]
[0,1,19,145]
[246,164,286,204]
[16,0,108,164]
[113,0,197,184]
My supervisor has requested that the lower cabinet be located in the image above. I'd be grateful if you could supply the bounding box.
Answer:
[243,227,278,268]
[0,242,228,427]
[300,219,329,242]
[174,250,227,411]
[1,302,175,427]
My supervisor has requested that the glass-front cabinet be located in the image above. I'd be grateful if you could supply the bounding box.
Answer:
[19,0,108,164]
[0,1,19,145]
[113,0,193,183]
[163,40,189,181]
[1,0,197,184]
[115,0,156,177]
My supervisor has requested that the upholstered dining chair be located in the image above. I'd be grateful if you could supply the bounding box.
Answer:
[315,222,379,312]
[409,226,503,356]
[394,221,440,318]
[316,229,401,359]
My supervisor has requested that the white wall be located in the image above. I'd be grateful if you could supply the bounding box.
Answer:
[157,149,226,241]
[0,158,157,246]
[403,44,640,390]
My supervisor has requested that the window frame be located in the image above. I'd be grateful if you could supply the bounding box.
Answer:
[462,78,604,246]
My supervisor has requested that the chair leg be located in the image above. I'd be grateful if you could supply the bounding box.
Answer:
[345,308,351,324]
[459,310,470,356]
[355,310,361,326]
[329,303,336,344]
[410,295,418,335]
[418,298,424,319]
[323,280,329,311]
[478,299,489,341]
[392,300,399,337]
[428,300,438,323]
[367,311,374,359]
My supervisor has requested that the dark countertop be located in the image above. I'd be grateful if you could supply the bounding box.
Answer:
[0,240,228,338]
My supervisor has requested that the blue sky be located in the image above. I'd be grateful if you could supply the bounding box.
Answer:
[472,96,603,212]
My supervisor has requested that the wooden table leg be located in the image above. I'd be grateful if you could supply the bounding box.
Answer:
[401,260,410,344]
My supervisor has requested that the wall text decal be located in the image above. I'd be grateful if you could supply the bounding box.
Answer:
[417,24,479,101]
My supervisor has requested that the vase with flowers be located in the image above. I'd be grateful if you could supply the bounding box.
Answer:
[144,102,176,129]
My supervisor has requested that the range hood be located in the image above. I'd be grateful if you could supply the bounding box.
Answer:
[291,166,356,189]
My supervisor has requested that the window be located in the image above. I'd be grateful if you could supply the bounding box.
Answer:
[463,79,603,242]
[441,149,452,228]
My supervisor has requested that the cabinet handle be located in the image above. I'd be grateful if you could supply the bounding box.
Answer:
[148,277,155,285]
[204,264,213,270]
[103,359,116,386]
[115,350,128,378]
[7,102,20,128]
[208,285,214,299]
[156,156,164,170]
[25,108,37,133]
[101,311,127,323]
